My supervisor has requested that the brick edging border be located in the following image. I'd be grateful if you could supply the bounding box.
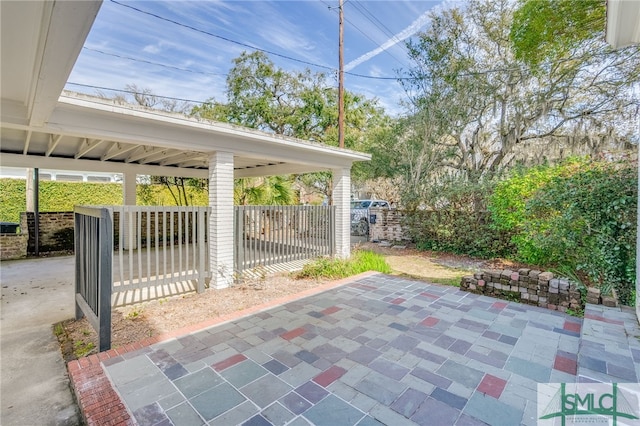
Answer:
[68,271,380,425]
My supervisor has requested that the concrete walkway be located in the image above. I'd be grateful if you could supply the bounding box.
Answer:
[69,273,640,426]
[0,256,81,426]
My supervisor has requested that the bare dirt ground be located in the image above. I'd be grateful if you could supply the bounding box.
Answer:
[57,244,523,361]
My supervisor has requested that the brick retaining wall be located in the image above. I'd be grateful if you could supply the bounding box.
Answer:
[369,208,410,242]
[460,269,584,313]
[21,212,74,254]
[0,233,28,260]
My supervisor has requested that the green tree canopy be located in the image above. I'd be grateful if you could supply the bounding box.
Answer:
[392,0,639,208]
[192,51,388,201]
[510,0,606,68]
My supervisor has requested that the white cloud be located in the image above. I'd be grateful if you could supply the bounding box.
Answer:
[143,45,161,54]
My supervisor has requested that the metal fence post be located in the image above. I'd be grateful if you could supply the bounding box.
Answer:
[98,208,113,352]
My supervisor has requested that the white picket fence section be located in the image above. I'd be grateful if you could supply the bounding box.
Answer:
[111,206,209,305]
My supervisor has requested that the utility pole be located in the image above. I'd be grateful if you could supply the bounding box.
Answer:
[338,0,345,149]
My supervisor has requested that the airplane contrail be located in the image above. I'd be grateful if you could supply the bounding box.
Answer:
[344,10,431,72]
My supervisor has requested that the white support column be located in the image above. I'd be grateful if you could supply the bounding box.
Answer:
[209,151,235,289]
[122,172,137,250]
[332,167,351,259]
[26,169,35,212]
[636,155,639,323]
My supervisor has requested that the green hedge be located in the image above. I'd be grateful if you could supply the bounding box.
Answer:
[0,179,209,223]
[0,179,123,223]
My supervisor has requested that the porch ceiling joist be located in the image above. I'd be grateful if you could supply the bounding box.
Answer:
[23,130,33,155]
[138,149,180,165]
[46,134,63,157]
[75,138,104,159]
[161,154,205,167]
[101,142,139,161]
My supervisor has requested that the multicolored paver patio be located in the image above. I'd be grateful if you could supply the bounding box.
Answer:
[68,272,640,426]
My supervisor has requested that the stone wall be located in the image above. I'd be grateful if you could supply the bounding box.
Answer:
[21,212,75,254]
[460,269,584,313]
[369,208,410,242]
[0,233,28,260]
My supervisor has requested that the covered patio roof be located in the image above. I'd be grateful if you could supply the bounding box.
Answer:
[0,0,370,178]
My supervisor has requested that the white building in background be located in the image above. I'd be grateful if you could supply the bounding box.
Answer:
[0,167,117,182]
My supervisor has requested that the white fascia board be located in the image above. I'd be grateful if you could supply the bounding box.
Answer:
[28,1,102,127]
[0,152,208,179]
[53,95,372,168]
[606,0,640,48]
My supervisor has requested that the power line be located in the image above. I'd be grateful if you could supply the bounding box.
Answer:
[82,47,227,77]
[349,1,413,60]
[320,0,408,70]
[109,0,404,81]
[110,0,335,71]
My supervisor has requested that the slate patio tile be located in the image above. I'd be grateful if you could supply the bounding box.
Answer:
[242,415,272,426]
[165,402,205,426]
[173,367,223,399]
[476,374,507,399]
[348,346,381,364]
[431,387,468,410]
[437,360,485,389]
[212,353,247,372]
[369,358,410,381]
[389,322,409,331]
[411,366,453,389]
[450,339,473,355]
[579,355,607,374]
[312,343,348,363]
[295,350,320,364]
[355,371,406,405]
[220,360,268,388]
[388,335,419,351]
[133,402,169,425]
[553,355,577,375]
[241,375,293,408]
[190,383,245,421]
[303,395,364,426]
[410,397,460,425]
[505,356,551,382]
[263,359,289,375]
[434,334,457,349]
[296,381,330,403]
[410,347,447,365]
[261,402,295,426]
[313,365,347,387]
[607,363,637,381]
[390,388,428,417]
[280,392,312,415]
[463,392,522,426]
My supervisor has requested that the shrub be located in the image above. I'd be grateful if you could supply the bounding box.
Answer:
[488,158,586,263]
[296,250,391,279]
[403,209,513,258]
[401,176,513,258]
[523,161,637,305]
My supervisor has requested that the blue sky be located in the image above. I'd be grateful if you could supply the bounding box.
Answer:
[67,0,446,115]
